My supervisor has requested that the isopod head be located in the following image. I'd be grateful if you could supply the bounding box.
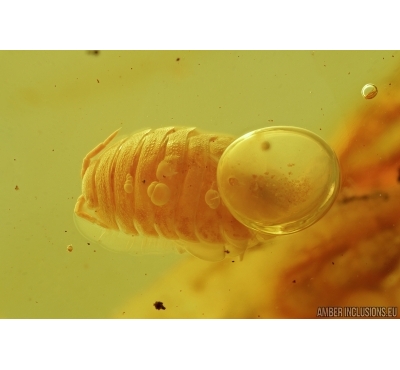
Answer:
[217,126,341,235]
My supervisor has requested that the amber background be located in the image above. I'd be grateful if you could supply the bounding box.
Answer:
[0,50,399,318]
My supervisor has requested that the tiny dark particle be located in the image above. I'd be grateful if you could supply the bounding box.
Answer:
[97,79,100,83]
[122,312,125,315]
[93,250,96,252]
[87,242,90,245]
[332,262,335,265]
[225,250,230,254]
[15,185,19,190]
[64,230,67,233]
[88,50,100,56]
[292,280,296,283]
[231,261,235,263]
[261,141,270,150]
[154,301,166,310]
[176,57,180,61]
[397,168,400,183]
[142,180,146,184]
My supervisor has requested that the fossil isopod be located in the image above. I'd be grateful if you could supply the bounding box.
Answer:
[74,126,341,261]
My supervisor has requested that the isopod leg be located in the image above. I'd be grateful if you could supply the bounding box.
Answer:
[80,129,120,178]
[74,194,109,229]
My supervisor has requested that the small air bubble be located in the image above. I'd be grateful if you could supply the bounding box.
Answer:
[361,83,378,99]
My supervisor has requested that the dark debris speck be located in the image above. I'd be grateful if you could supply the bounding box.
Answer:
[154,301,166,310]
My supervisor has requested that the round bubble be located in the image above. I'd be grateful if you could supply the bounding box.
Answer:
[361,83,378,99]
[217,126,341,235]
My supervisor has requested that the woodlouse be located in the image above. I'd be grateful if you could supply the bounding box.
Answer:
[74,127,265,261]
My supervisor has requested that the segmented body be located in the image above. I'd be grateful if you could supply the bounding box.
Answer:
[74,127,262,261]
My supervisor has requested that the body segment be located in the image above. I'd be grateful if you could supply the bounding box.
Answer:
[74,127,262,261]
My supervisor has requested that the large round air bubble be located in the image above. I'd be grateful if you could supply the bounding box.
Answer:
[217,126,341,235]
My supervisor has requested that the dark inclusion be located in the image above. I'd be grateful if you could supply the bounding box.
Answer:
[154,301,166,310]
